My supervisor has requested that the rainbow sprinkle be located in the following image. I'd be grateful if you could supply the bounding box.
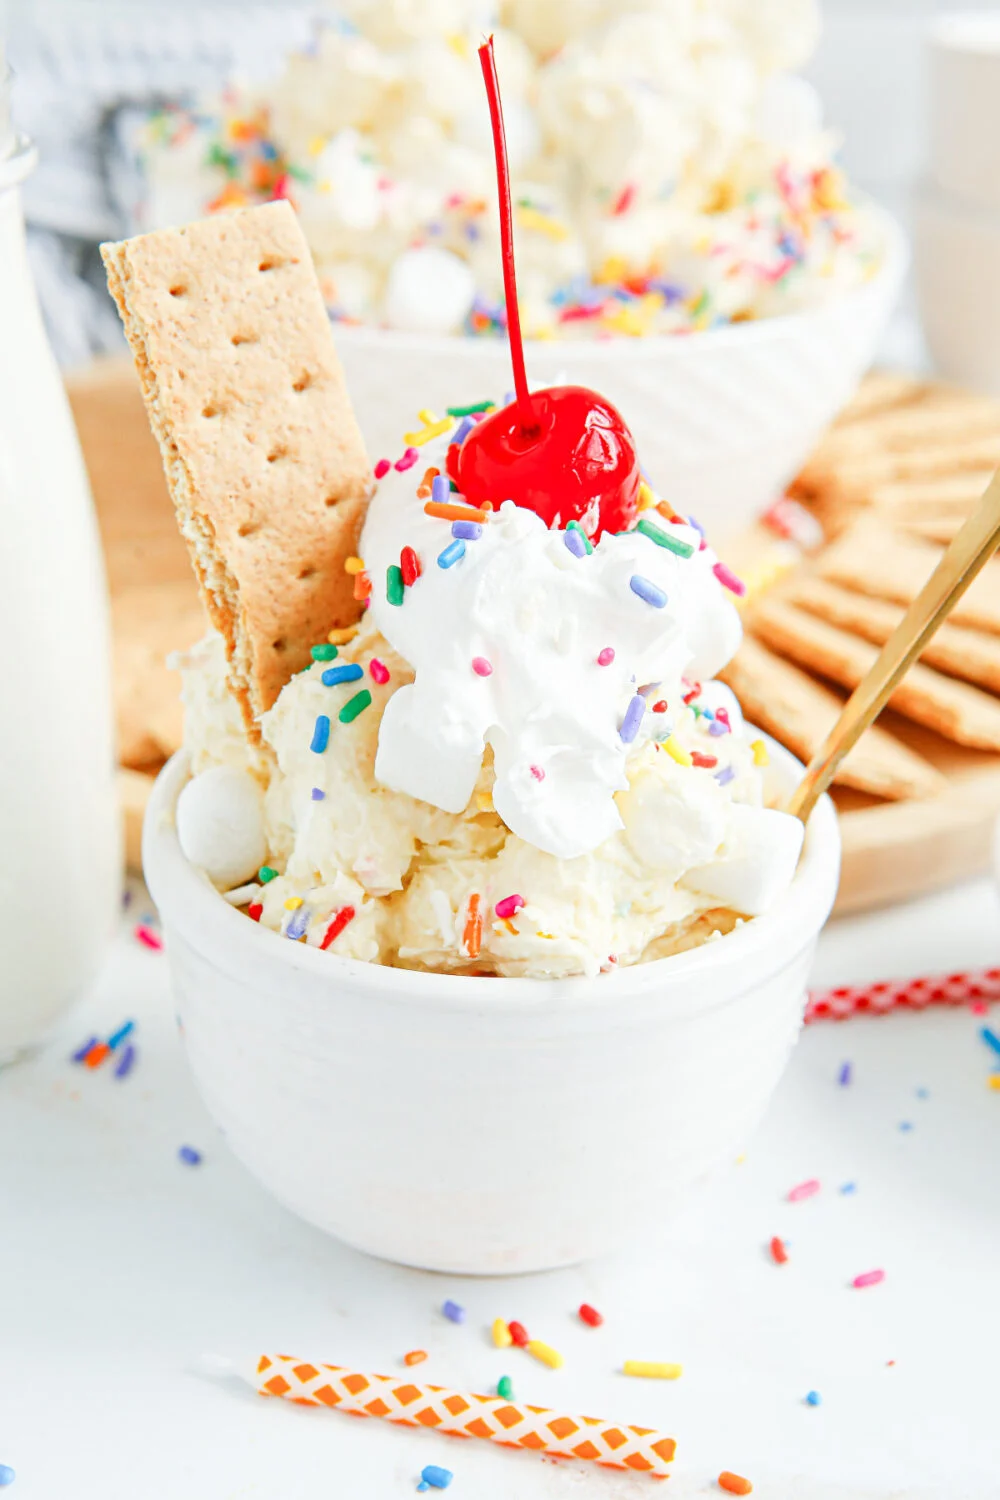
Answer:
[452,519,483,540]
[320,905,355,950]
[619,694,646,745]
[463,894,483,959]
[623,1361,683,1380]
[636,518,695,558]
[447,400,492,417]
[438,539,466,568]
[425,500,488,523]
[713,561,747,597]
[322,663,363,687]
[663,736,693,767]
[629,574,667,608]
[405,416,452,446]
[526,1340,564,1370]
[566,520,593,554]
[339,689,372,724]
[310,715,330,753]
[285,904,310,940]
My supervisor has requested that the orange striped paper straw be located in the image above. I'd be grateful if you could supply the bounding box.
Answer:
[253,1354,676,1478]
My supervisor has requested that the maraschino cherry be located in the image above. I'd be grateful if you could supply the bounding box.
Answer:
[448,39,640,541]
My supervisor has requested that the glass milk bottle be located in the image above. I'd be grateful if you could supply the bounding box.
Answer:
[0,62,120,1059]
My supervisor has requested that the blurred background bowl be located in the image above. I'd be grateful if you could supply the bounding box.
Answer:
[928,11,1000,214]
[337,201,907,541]
[914,182,1000,394]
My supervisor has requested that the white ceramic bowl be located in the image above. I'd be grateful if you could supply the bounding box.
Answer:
[335,204,907,541]
[914,182,1000,393]
[144,742,839,1274]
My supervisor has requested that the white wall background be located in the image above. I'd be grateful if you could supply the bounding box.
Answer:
[804,0,1000,364]
[10,0,1000,366]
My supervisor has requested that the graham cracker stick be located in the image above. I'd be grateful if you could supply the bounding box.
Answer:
[750,597,1000,751]
[719,637,943,802]
[102,201,371,736]
[817,519,1000,634]
[779,575,1000,696]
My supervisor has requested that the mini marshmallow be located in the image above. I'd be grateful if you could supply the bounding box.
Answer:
[384,247,476,334]
[176,766,267,891]
[681,804,805,916]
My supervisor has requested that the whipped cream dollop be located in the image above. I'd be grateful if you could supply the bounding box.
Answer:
[362,434,740,859]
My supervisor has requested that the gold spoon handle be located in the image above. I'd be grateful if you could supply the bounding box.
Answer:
[788,467,1000,824]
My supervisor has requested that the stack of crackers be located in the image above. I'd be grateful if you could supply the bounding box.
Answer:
[723,372,1000,809]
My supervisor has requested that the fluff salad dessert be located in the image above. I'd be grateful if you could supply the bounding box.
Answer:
[175,395,804,981]
[135,0,882,340]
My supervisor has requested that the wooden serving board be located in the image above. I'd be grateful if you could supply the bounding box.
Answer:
[66,358,1000,915]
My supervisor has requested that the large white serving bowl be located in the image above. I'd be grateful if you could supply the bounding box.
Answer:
[144,741,840,1275]
[335,204,907,541]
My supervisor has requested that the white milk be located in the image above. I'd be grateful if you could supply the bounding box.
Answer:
[0,84,120,1059]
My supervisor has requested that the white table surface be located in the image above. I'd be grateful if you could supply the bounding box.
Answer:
[3,874,999,1500]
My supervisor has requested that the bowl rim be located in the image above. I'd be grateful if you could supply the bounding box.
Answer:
[328,200,909,362]
[143,735,841,1012]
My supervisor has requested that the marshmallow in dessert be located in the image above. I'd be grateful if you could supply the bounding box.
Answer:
[176,765,267,891]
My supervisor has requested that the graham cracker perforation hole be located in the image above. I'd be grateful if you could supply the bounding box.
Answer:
[267,446,289,464]
[231,332,257,346]
[324,495,339,508]
[202,404,221,419]
[297,565,317,581]
[238,520,261,538]
[169,285,186,297]
[257,255,299,272]
[292,373,312,393]
[272,638,287,653]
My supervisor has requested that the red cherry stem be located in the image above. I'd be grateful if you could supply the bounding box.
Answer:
[478,36,537,437]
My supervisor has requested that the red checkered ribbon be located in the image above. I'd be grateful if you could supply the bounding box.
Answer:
[805,967,1000,1023]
